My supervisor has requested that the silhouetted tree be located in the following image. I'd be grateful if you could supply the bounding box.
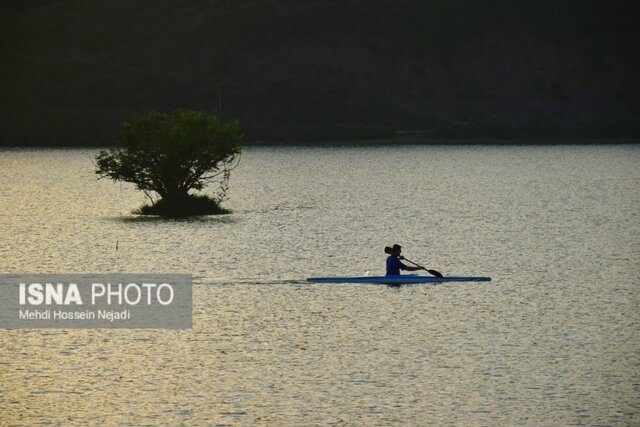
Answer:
[95,110,242,215]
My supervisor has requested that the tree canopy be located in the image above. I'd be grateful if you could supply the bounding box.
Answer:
[95,110,242,215]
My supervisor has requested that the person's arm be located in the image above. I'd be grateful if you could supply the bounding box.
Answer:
[399,256,425,272]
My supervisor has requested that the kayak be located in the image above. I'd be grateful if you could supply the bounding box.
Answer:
[306,275,491,284]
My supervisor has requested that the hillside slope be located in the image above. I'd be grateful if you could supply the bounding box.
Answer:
[1,0,639,145]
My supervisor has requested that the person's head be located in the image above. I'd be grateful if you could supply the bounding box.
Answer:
[391,244,402,257]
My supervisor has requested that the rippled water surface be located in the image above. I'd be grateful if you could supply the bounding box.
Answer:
[1,145,639,425]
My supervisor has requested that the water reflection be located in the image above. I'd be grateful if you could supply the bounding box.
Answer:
[0,145,638,425]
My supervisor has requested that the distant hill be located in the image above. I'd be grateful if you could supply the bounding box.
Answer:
[1,0,639,145]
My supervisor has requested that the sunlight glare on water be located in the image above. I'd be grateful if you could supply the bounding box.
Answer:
[0,145,638,425]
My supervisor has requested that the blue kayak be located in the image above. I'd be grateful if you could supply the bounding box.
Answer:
[306,275,491,284]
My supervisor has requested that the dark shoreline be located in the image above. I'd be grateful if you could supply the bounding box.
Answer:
[245,137,640,147]
[1,137,639,149]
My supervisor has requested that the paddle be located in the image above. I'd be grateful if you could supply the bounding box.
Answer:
[401,257,443,278]
[384,246,444,278]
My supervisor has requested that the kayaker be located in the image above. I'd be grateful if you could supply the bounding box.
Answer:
[386,244,425,276]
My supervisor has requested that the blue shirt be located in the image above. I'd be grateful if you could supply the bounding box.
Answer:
[386,256,407,276]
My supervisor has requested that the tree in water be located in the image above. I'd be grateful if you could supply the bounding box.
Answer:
[95,110,242,216]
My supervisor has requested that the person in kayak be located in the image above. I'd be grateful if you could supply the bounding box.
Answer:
[386,244,426,276]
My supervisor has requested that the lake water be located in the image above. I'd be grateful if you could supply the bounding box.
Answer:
[0,145,638,425]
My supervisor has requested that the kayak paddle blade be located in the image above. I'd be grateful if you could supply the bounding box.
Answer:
[428,269,444,278]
